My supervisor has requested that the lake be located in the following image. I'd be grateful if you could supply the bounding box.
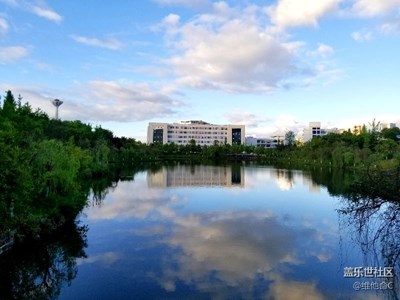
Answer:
[1,163,398,299]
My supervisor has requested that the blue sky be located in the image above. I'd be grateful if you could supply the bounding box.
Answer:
[1,0,400,141]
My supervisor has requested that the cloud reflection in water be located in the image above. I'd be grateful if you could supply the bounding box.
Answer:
[81,166,339,298]
[156,210,331,297]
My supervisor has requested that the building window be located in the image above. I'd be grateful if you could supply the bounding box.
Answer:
[153,129,163,144]
[232,128,242,144]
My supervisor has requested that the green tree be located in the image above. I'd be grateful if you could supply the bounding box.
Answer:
[284,131,296,147]
[91,139,111,174]
[2,90,17,116]
[381,127,400,141]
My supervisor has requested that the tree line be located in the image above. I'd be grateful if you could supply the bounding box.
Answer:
[0,91,146,240]
[271,125,400,169]
[1,90,399,241]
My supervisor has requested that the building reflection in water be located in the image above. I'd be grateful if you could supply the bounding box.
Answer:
[147,165,244,188]
[302,174,322,193]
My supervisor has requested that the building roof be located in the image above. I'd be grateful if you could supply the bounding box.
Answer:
[178,120,210,125]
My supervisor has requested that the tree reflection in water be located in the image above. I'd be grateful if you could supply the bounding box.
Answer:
[338,169,400,299]
[0,222,87,300]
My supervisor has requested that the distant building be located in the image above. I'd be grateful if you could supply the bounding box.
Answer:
[352,122,396,134]
[245,136,284,148]
[378,123,396,131]
[303,122,337,142]
[352,125,363,135]
[272,135,285,145]
[147,120,245,145]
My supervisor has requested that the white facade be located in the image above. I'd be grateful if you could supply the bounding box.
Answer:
[245,136,283,148]
[147,120,245,145]
[303,122,337,142]
[378,123,396,131]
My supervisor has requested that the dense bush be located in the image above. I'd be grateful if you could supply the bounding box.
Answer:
[1,89,399,239]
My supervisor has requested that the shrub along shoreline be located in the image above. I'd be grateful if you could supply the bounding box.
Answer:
[1,90,399,249]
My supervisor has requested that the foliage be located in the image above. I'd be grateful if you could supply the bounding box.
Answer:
[253,130,400,171]
[1,89,399,242]
[284,130,296,147]
[0,91,104,240]
[0,222,87,299]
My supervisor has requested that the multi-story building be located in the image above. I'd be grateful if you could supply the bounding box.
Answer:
[147,120,245,145]
[352,122,396,135]
[303,122,337,142]
[245,136,284,148]
[378,123,397,131]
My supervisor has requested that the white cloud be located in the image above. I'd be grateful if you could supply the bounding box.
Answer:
[224,110,272,128]
[1,0,62,22]
[152,0,400,93]
[158,4,307,93]
[154,209,336,295]
[274,114,299,130]
[0,17,9,35]
[267,277,324,300]
[314,43,334,57]
[163,13,180,26]
[77,252,121,266]
[241,113,302,137]
[78,81,181,122]
[0,81,182,122]
[0,46,29,62]
[71,35,123,50]
[350,4,400,41]
[308,61,343,87]
[87,180,175,220]
[380,20,400,35]
[153,0,211,10]
[351,0,400,17]
[267,0,339,29]
[351,30,373,42]
[153,2,341,93]
[162,212,303,285]
[31,5,63,22]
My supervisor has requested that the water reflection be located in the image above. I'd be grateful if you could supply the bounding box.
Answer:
[145,164,327,193]
[4,164,399,299]
[156,210,332,299]
[338,184,400,300]
[87,179,175,220]
[74,165,343,299]
[0,222,87,300]
[147,164,245,188]
[275,169,295,191]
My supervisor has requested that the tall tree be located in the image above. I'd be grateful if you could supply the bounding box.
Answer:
[2,91,17,117]
[284,130,296,147]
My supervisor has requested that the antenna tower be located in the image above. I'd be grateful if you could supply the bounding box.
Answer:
[51,99,63,120]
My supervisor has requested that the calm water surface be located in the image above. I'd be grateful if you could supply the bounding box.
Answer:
[12,164,400,299]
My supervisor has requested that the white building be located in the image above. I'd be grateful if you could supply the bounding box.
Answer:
[378,123,396,131]
[245,136,283,148]
[147,120,245,145]
[303,122,337,142]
